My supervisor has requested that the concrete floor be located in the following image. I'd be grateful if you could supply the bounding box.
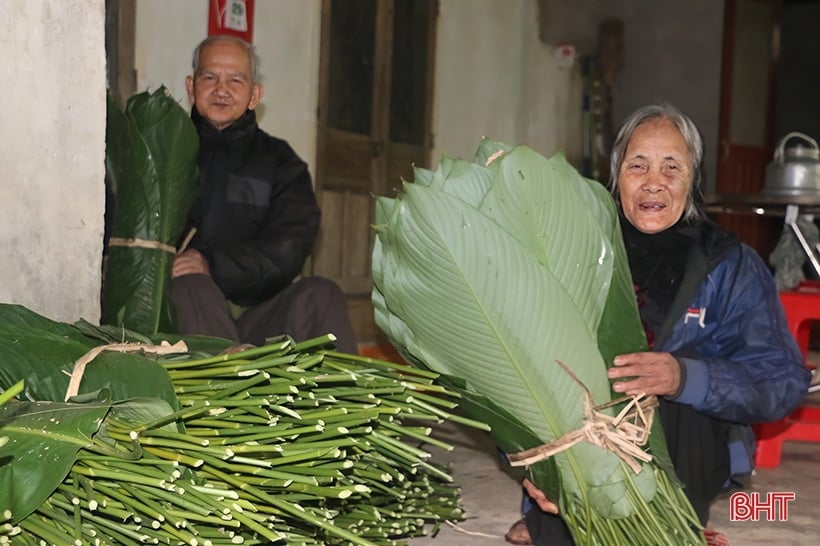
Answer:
[407,395,820,546]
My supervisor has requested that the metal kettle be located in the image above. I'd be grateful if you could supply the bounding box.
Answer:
[763,132,820,196]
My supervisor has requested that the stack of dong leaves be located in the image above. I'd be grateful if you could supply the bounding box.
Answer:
[371,139,706,545]
[0,88,485,546]
[0,306,486,546]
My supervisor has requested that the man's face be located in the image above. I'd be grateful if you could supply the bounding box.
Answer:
[185,40,263,131]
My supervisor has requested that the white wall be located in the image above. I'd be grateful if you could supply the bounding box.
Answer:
[514,0,583,162]
[611,0,723,193]
[433,0,582,164]
[0,0,106,323]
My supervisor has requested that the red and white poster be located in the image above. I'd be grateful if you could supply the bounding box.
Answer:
[208,0,255,43]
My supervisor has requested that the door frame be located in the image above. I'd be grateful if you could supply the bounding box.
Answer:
[714,0,783,257]
[105,0,137,107]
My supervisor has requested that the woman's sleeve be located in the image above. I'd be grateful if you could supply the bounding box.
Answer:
[670,245,811,424]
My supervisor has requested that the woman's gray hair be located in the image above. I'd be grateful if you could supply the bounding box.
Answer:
[192,35,260,85]
[608,104,705,222]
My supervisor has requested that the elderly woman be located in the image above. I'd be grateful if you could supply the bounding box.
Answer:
[506,104,811,546]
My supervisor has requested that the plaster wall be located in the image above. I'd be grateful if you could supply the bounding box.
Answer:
[0,0,106,323]
[611,0,724,193]
[433,0,582,164]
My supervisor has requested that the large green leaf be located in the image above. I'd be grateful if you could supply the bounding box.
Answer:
[0,395,110,520]
[373,182,646,517]
[102,91,158,326]
[0,304,184,524]
[101,86,199,335]
[479,149,614,336]
[0,304,178,409]
[0,394,178,524]
[372,143,667,519]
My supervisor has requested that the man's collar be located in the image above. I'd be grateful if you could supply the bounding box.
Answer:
[190,108,257,137]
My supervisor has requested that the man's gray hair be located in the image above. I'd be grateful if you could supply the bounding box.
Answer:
[191,35,260,85]
[608,104,705,222]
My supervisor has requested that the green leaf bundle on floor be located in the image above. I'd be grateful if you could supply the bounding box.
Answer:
[0,304,483,545]
[371,139,706,545]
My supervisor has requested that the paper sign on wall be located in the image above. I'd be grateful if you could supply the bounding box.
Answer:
[208,0,255,43]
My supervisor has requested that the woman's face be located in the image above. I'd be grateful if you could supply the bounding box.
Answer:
[618,119,692,234]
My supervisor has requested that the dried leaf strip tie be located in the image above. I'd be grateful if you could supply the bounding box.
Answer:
[107,236,177,254]
[64,341,189,401]
[106,227,198,256]
[506,360,658,474]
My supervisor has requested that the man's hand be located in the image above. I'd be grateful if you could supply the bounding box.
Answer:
[607,352,681,397]
[172,249,211,278]
[523,478,559,514]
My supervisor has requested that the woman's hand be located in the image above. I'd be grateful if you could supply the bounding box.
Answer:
[523,354,681,515]
[607,351,681,396]
[523,478,559,514]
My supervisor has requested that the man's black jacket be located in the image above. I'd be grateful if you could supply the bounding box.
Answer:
[185,108,321,307]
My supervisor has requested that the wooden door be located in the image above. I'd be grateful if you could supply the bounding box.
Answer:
[715,0,783,257]
[312,0,437,345]
[105,0,137,109]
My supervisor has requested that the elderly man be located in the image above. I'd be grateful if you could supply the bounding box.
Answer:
[171,35,357,353]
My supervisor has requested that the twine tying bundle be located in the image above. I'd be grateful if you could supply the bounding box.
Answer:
[107,227,198,256]
[506,360,658,474]
[64,341,188,402]
[107,237,176,254]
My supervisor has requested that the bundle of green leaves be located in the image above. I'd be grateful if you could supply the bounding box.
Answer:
[101,86,199,335]
[0,305,481,545]
[371,139,705,545]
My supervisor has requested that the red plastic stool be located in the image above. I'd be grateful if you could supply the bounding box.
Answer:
[753,283,820,468]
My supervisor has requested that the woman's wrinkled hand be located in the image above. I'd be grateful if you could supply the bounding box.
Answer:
[607,351,681,397]
[523,478,559,514]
